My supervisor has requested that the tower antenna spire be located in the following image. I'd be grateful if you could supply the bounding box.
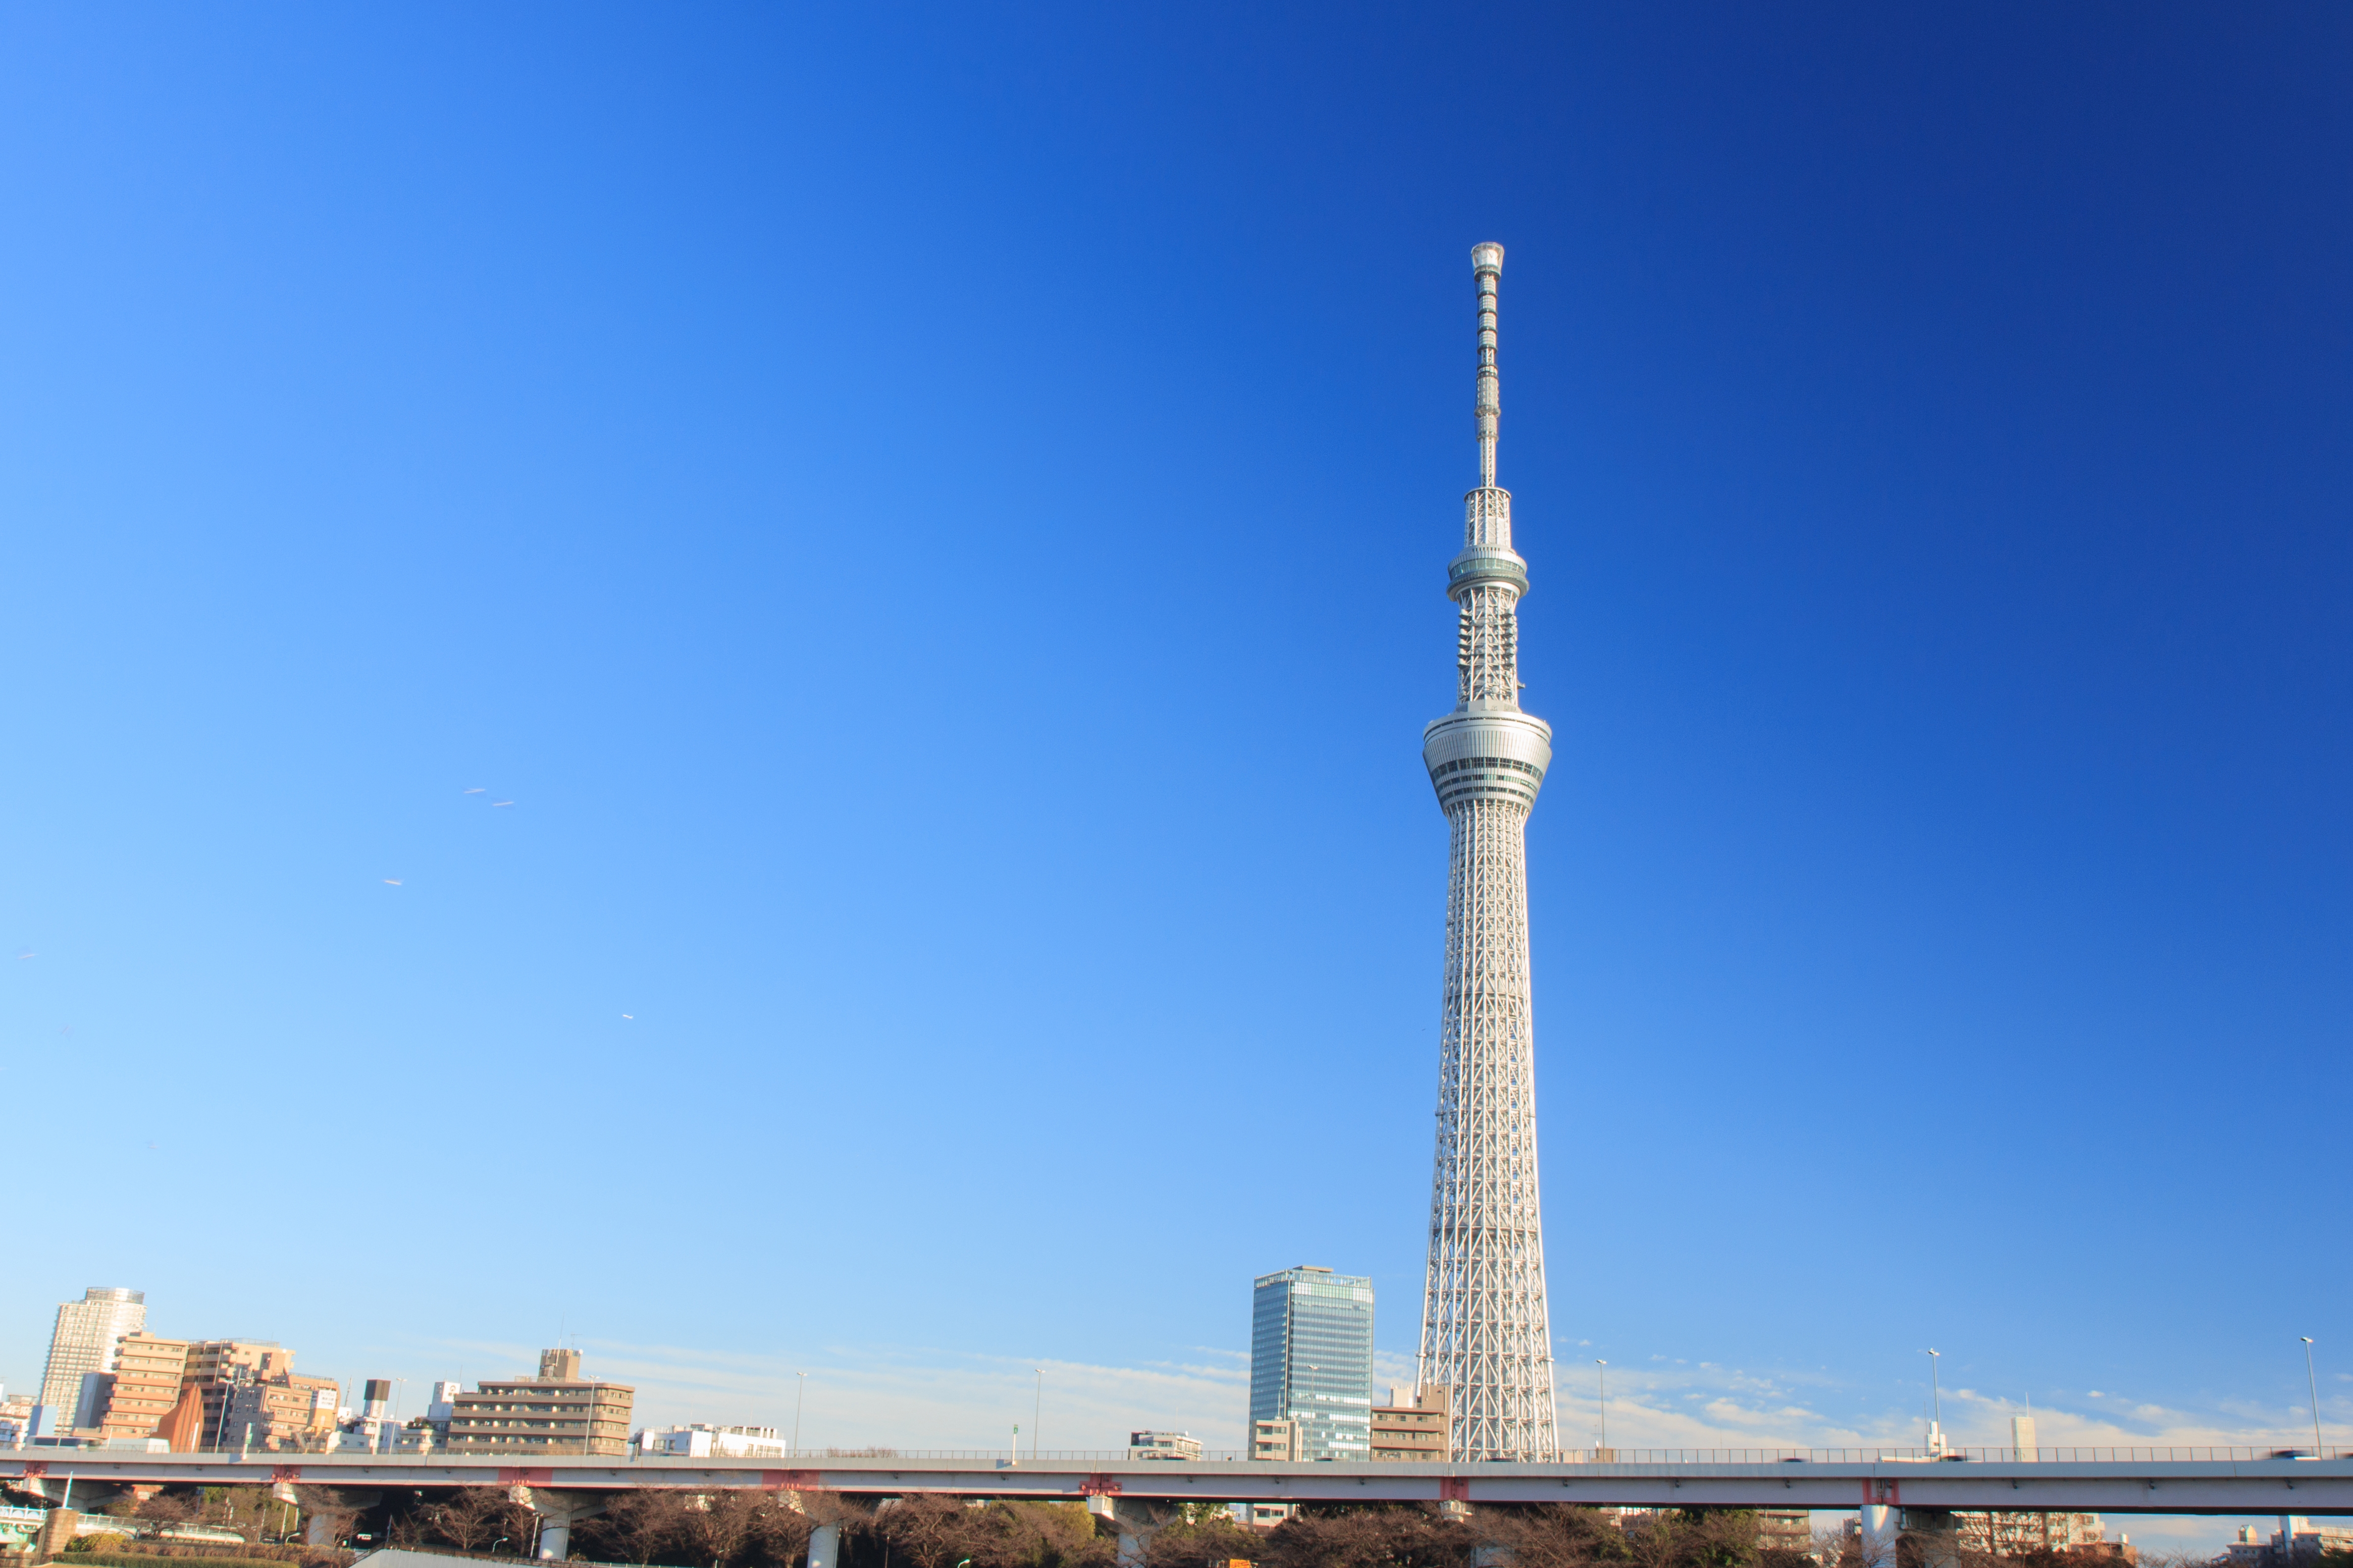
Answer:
[1473,243,1503,488]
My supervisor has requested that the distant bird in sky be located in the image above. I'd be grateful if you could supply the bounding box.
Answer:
[462,787,485,794]
[383,879,402,886]
[492,799,514,807]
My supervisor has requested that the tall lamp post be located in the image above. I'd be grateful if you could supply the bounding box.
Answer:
[1033,1369,1043,1462]
[793,1372,807,1457]
[1595,1361,1607,1454]
[2302,1338,2324,1457]
[1926,1349,1944,1452]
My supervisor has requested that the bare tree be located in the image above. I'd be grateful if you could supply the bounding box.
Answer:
[578,1490,697,1566]
[871,1494,980,1568]
[679,1491,779,1568]
[1263,1503,1476,1568]
[1143,1509,1263,1568]
[428,1486,531,1552]
[1476,1504,1635,1568]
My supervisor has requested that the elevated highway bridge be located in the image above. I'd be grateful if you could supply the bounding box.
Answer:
[7,1447,2348,1515]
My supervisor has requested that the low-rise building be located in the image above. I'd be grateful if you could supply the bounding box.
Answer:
[424,1381,461,1430]
[1370,1386,1447,1461]
[0,1391,34,1448]
[1955,1512,2109,1554]
[637,1424,791,1458]
[1250,1418,1302,1463]
[1754,1511,1808,1556]
[2225,1519,2353,1567]
[327,1379,408,1453]
[445,1348,634,1458]
[1129,1431,1204,1462]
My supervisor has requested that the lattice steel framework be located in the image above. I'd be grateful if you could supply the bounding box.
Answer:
[1416,242,1560,1463]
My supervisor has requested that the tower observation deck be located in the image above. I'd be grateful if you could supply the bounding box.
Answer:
[1416,242,1560,1462]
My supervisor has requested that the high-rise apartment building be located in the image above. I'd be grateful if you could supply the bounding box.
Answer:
[1249,1266,1374,1462]
[444,1349,634,1457]
[90,1333,190,1441]
[38,1288,146,1420]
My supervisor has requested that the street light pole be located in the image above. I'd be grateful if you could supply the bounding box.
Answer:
[793,1372,807,1457]
[1033,1369,1043,1462]
[2302,1338,2324,1457]
[1927,1349,1943,1452]
[1596,1361,1607,1453]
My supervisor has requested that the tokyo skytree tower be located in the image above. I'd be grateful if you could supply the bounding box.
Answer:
[1415,242,1560,1462]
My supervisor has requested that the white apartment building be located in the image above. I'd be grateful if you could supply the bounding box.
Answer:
[1129,1431,1204,1461]
[636,1424,791,1458]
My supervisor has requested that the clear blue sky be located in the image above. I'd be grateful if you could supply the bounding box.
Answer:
[3,1,2346,1497]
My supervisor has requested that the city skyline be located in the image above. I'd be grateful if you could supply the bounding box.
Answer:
[0,9,2345,1561]
[6,1276,2344,1556]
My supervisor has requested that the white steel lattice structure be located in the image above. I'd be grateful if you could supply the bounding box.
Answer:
[1416,242,1560,1462]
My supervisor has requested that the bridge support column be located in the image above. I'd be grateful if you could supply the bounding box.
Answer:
[297,1488,382,1548]
[1087,1497,1172,1567]
[515,1488,606,1561]
[1859,1506,1897,1567]
[808,1523,842,1568]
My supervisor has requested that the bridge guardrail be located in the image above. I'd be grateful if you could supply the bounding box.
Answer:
[10,1445,2343,1467]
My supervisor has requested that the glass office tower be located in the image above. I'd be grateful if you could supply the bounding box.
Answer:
[1249,1266,1374,1461]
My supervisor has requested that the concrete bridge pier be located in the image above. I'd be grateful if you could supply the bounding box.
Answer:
[1085,1496,1175,1566]
[515,1487,607,1560]
[808,1522,842,1568]
[1859,1505,1898,1567]
[297,1487,382,1547]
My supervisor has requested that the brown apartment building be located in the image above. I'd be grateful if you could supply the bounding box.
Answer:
[1370,1385,1448,1461]
[90,1333,190,1441]
[183,1340,304,1449]
[444,1349,634,1458]
[221,1369,340,1450]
